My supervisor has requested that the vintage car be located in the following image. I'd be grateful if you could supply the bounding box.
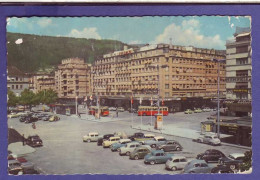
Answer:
[8,113,20,118]
[218,153,245,170]
[117,107,125,112]
[202,107,211,112]
[196,149,225,163]
[83,132,101,142]
[211,164,235,173]
[156,140,183,152]
[193,134,221,146]
[129,146,151,160]
[26,135,43,147]
[128,132,145,141]
[108,107,117,111]
[184,109,193,114]
[110,139,132,152]
[194,108,203,113]
[135,134,155,144]
[8,160,23,175]
[144,150,174,165]
[144,136,167,148]
[97,134,114,146]
[49,115,60,122]
[102,136,121,148]
[183,159,213,173]
[165,156,188,171]
[119,142,140,156]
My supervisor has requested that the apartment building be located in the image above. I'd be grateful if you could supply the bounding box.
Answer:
[7,66,29,96]
[92,44,226,102]
[55,58,91,99]
[226,27,251,100]
[30,74,55,93]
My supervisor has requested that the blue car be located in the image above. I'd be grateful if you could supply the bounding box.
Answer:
[144,150,174,165]
[110,139,132,152]
[183,159,213,173]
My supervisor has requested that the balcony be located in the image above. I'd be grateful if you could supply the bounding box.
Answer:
[226,76,251,83]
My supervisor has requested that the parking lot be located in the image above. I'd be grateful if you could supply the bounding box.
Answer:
[8,110,248,174]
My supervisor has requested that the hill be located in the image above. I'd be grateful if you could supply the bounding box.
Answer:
[7,33,129,73]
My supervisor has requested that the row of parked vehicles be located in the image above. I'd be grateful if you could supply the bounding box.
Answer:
[184,107,215,114]
[82,131,247,173]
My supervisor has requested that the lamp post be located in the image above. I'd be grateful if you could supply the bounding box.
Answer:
[212,58,225,138]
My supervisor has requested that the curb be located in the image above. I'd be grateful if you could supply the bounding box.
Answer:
[132,127,251,150]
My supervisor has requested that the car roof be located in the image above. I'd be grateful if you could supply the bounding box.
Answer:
[144,134,155,136]
[151,150,164,154]
[127,142,140,145]
[89,132,99,134]
[110,136,120,139]
[154,136,165,139]
[8,160,20,164]
[119,139,131,143]
[189,159,207,164]
[171,156,186,159]
[229,153,245,158]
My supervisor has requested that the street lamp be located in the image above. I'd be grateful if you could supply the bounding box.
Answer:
[212,58,225,138]
[91,71,100,119]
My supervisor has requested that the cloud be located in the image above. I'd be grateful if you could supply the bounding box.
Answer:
[6,18,10,25]
[153,19,225,49]
[37,18,52,27]
[67,27,101,40]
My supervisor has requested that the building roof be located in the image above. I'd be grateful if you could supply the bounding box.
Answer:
[7,66,25,76]
[234,27,251,36]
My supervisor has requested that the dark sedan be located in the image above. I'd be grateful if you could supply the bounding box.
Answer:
[218,153,245,170]
[26,135,43,147]
[97,134,114,146]
[211,165,234,173]
[156,140,182,152]
[196,149,225,163]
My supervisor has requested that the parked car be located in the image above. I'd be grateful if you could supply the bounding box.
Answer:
[129,146,151,160]
[165,156,188,171]
[218,153,245,170]
[117,107,125,112]
[144,150,174,165]
[19,115,28,122]
[110,139,132,152]
[24,116,38,123]
[108,107,117,111]
[156,140,183,152]
[23,168,40,174]
[203,107,211,112]
[97,134,114,146]
[128,108,137,113]
[102,136,121,148]
[49,115,60,122]
[194,108,202,113]
[119,142,141,156]
[26,135,43,147]
[193,134,221,146]
[8,113,20,118]
[184,109,193,114]
[8,160,23,175]
[183,159,212,173]
[135,134,155,144]
[144,136,167,148]
[83,132,101,142]
[128,132,145,141]
[211,164,234,173]
[42,115,52,121]
[196,149,225,163]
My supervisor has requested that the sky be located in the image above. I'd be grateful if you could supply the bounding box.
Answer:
[6,16,251,50]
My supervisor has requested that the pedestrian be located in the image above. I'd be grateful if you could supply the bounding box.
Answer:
[78,113,81,118]
[22,134,25,146]
[116,108,118,117]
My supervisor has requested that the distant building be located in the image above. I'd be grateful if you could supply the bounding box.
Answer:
[7,66,29,96]
[55,58,91,100]
[92,44,226,110]
[226,27,252,100]
[29,74,55,93]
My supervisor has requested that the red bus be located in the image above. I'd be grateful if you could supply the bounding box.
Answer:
[138,106,169,116]
[88,106,109,117]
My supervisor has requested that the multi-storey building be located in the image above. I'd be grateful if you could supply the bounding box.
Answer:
[7,66,29,96]
[92,44,226,109]
[29,74,55,93]
[55,58,91,99]
[226,27,251,100]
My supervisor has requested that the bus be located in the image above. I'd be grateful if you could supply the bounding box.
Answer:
[138,106,169,116]
[88,106,109,117]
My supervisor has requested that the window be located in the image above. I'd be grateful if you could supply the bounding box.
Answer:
[165,92,170,97]
[236,45,248,53]
[12,85,14,89]
[236,58,248,65]
[165,75,169,80]
[165,84,169,89]
[16,85,18,89]
[173,159,179,162]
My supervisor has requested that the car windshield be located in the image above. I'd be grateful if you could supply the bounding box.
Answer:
[32,136,40,140]
[213,136,218,139]
[158,138,166,141]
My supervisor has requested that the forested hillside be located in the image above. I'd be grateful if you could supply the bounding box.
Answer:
[7,33,128,73]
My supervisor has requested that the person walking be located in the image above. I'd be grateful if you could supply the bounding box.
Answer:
[116,108,119,118]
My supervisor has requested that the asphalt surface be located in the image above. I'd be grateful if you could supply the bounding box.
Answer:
[8,109,247,175]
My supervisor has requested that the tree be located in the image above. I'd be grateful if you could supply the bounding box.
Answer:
[19,89,37,110]
[7,90,18,108]
[240,150,252,172]
[36,89,58,105]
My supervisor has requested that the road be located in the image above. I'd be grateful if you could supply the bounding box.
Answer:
[8,109,247,175]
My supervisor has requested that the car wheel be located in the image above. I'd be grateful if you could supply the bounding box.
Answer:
[134,155,139,160]
[171,166,177,171]
[176,147,181,151]
[126,151,130,156]
[151,144,156,148]
[87,139,91,143]
[150,161,155,165]
[230,165,236,170]
[117,148,120,152]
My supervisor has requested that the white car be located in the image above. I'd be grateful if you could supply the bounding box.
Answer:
[117,107,125,112]
[109,107,117,111]
[165,156,188,171]
[193,134,221,146]
[119,142,141,156]
[102,136,121,148]
[83,132,101,142]
[202,108,211,112]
